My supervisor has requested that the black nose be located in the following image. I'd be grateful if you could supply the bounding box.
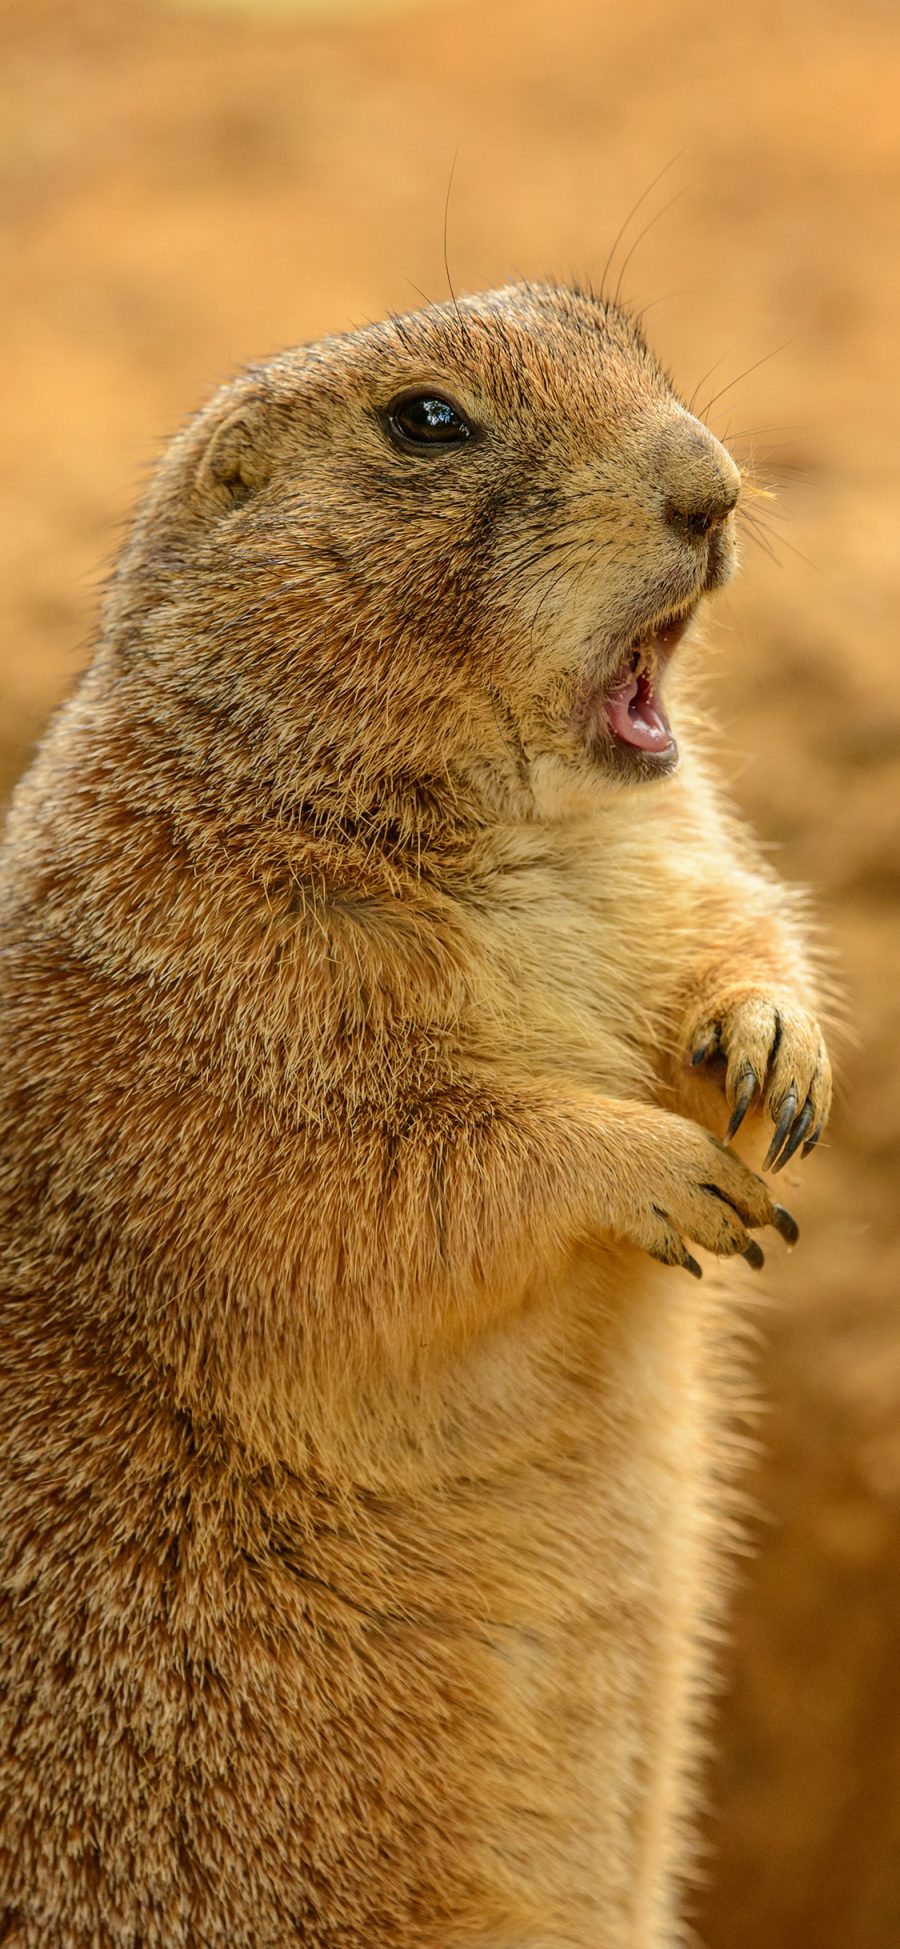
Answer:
[665,478,739,540]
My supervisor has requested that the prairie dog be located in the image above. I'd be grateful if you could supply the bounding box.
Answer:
[0,283,831,1948]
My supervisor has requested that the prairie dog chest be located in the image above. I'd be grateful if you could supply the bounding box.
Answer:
[459,808,676,1094]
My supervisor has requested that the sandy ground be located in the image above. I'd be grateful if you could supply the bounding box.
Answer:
[2,0,899,1941]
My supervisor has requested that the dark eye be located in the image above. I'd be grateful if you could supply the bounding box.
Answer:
[386,393,474,449]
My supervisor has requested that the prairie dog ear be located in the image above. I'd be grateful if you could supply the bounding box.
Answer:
[197,401,271,508]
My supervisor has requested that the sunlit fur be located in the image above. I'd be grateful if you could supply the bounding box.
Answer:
[0,284,831,1948]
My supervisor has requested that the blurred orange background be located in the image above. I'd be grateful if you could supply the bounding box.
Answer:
[2,0,899,1942]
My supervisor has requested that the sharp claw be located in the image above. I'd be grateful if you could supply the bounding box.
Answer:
[742,1239,765,1270]
[649,1243,703,1278]
[764,1088,798,1169]
[772,1204,800,1248]
[772,1099,815,1173]
[802,1122,823,1158]
[691,1027,720,1067]
[726,1066,758,1140]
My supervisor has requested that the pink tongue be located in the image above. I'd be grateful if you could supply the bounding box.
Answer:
[606,674,673,753]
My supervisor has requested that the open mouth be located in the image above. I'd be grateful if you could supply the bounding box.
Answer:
[602,605,695,759]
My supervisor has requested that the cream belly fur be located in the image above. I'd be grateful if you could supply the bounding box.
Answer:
[401,778,737,1948]
[0,282,832,1947]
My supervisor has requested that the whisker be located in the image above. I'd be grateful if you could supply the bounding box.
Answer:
[502,540,583,583]
[688,355,727,417]
[633,288,698,325]
[598,152,685,301]
[719,423,793,443]
[739,514,782,567]
[701,342,791,419]
[442,152,461,325]
[529,560,582,660]
[614,180,696,307]
[741,515,825,578]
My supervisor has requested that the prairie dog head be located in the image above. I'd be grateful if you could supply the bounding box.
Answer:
[107,282,741,817]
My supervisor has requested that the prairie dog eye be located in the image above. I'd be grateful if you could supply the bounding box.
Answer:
[385,393,474,449]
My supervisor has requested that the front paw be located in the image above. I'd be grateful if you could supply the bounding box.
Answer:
[604,1109,798,1279]
[685,989,832,1172]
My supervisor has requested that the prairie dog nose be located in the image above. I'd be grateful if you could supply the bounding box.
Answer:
[660,415,741,540]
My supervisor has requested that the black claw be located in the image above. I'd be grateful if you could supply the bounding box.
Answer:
[764,1088,798,1169]
[772,1204,800,1247]
[773,1099,815,1173]
[742,1239,765,1270]
[691,1026,720,1067]
[726,1066,758,1140]
[649,1243,701,1277]
[802,1122,823,1159]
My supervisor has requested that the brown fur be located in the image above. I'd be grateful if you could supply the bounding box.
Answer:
[0,284,832,1948]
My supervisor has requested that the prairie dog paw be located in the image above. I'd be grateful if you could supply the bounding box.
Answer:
[687,990,832,1172]
[601,1110,798,1278]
